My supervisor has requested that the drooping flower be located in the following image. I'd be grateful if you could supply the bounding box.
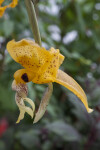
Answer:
[7,39,93,123]
[0,0,18,17]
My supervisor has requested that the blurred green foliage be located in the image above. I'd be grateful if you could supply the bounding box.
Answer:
[0,0,100,150]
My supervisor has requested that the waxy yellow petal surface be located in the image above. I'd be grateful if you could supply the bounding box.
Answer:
[55,69,93,112]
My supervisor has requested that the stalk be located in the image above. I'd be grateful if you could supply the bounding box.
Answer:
[25,0,41,46]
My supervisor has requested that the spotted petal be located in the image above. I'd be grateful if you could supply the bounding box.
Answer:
[7,39,65,84]
[7,39,52,72]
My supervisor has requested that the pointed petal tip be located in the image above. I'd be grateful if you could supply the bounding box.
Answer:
[16,120,19,124]
[55,70,93,115]
[16,118,21,124]
[88,108,93,113]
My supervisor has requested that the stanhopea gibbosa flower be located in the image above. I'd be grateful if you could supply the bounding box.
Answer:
[7,39,93,123]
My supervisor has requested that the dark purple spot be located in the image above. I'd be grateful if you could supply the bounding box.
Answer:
[21,73,29,82]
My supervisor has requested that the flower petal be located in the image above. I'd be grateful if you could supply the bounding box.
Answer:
[55,69,93,112]
[16,98,26,123]
[23,97,35,114]
[7,39,51,72]
[33,83,53,123]
[16,97,35,123]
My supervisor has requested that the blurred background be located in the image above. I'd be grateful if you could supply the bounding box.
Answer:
[0,0,100,150]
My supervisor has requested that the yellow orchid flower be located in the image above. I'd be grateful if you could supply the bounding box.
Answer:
[7,39,93,123]
[0,0,18,17]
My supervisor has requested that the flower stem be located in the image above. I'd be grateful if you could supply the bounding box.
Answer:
[25,0,41,46]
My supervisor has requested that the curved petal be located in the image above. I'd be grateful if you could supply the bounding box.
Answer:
[55,69,93,113]
[16,97,35,123]
[23,97,35,113]
[33,83,53,123]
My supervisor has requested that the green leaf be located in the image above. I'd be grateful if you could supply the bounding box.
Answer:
[0,85,15,111]
[15,130,40,149]
[3,20,14,37]
[46,120,81,141]
[0,141,6,150]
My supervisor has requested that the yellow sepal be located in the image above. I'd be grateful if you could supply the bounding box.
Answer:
[55,69,93,112]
